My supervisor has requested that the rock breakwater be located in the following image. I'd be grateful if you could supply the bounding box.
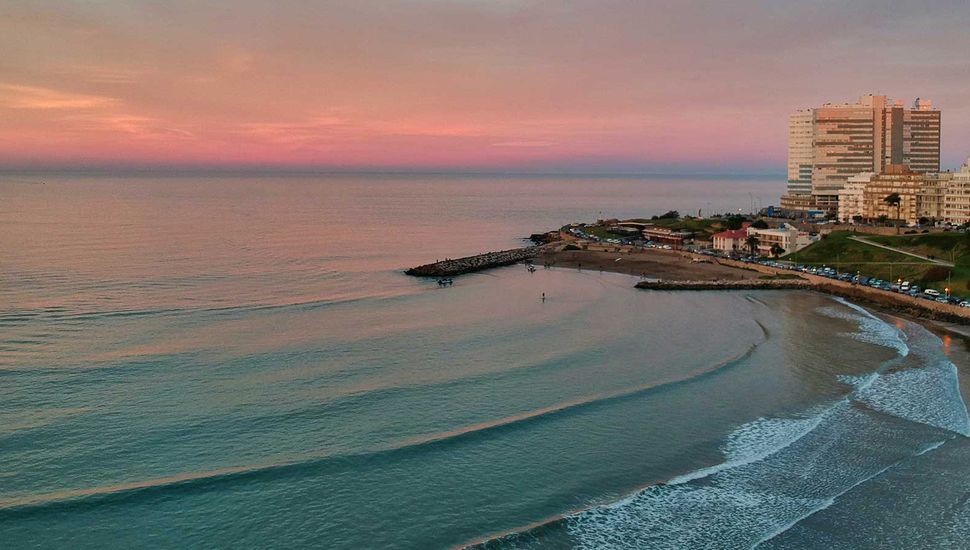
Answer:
[406,247,542,277]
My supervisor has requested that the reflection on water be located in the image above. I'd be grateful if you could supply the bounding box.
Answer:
[1,174,967,549]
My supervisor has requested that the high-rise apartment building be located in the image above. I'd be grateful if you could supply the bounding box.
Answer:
[786,110,813,195]
[782,94,940,212]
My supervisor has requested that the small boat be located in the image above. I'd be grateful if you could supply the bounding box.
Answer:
[527,265,536,273]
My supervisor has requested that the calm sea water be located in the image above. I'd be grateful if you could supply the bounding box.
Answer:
[1,174,968,549]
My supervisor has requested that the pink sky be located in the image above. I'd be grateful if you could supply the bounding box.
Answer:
[2,1,969,172]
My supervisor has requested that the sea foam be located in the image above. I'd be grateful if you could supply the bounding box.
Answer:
[817,297,909,357]
[853,359,970,436]
[562,302,969,549]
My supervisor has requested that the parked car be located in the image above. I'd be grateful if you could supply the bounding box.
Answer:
[924,289,941,297]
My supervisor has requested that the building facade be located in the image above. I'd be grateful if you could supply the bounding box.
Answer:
[782,94,940,213]
[917,173,947,222]
[747,224,811,256]
[712,223,810,256]
[860,165,922,224]
[786,110,814,196]
[642,227,692,247]
[837,172,874,222]
[943,158,970,225]
[712,224,751,254]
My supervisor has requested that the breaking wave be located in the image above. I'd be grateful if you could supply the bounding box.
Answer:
[817,297,909,357]
[476,300,968,549]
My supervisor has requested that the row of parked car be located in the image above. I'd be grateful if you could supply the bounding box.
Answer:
[564,226,674,249]
[697,250,970,308]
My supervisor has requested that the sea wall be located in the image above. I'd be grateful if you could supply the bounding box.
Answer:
[701,256,970,323]
[635,279,811,290]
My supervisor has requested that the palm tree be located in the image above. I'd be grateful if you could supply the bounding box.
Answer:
[884,193,902,234]
[745,234,760,257]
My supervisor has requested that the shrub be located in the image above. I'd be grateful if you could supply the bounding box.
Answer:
[919,266,950,284]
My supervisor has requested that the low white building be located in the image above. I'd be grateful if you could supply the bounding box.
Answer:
[837,172,875,222]
[747,223,811,256]
[944,157,970,225]
[713,222,810,256]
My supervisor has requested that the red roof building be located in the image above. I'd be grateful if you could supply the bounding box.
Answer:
[712,223,751,253]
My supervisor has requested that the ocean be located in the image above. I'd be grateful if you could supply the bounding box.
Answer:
[1,173,968,549]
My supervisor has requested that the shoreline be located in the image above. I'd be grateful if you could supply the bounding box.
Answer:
[536,246,970,327]
[456,261,968,550]
[406,241,970,330]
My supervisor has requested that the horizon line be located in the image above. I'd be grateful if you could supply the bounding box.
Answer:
[0,164,785,179]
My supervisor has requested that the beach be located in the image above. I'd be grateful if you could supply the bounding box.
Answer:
[3,173,968,549]
[539,245,760,280]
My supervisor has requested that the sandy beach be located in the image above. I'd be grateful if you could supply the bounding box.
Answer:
[539,246,762,281]
[540,244,970,346]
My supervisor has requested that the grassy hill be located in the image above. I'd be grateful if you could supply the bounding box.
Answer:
[784,231,970,292]
[866,232,970,293]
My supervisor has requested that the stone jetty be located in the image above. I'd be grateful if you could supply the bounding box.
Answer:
[406,246,542,277]
[635,279,812,291]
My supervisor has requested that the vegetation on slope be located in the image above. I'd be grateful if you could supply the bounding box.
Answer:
[785,231,970,292]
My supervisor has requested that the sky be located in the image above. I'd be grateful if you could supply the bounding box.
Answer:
[2,0,969,174]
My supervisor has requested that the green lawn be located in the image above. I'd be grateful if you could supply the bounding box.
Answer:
[783,231,940,287]
[864,232,970,293]
[626,217,724,239]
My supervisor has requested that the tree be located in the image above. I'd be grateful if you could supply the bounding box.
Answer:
[852,215,864,224]
[745,234,761,257]
[770,243,785,258]
[884,193,902,234]
[658,210,679,220]
[725,215,746,230]
[878,214,889,225]
[751,219,769,229]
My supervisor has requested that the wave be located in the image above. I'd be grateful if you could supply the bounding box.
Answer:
[661,412,828,487]
[817,297,909,357]
[0,285,417,326]
[473,302,968,549]
[851,359,970,436]
[0,339,765,517]
[561,404,954,549]
[752,462,897,548]
[755,436,951,547]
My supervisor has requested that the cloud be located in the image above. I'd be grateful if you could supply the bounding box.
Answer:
[0,84,117,110]
[1,1,969,169]
[491,140,555,148]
